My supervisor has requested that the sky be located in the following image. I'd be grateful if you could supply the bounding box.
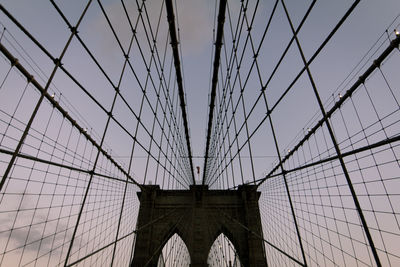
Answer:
[0,1,400,265]
[0,0,399,176]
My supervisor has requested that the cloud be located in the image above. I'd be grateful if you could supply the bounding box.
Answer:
[0,194,75,264]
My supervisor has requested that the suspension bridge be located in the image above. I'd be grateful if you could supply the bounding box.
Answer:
[0,0,399,266]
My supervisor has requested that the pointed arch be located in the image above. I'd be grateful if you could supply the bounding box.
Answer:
[207,233,242,267]
[158,233,190,267]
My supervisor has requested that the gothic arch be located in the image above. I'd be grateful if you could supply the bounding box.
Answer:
[208,232,242,267]
[158,232,190,267]
[208,226,242,262]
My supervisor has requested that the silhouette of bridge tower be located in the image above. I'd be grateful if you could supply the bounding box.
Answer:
[0,0,400,266]
[131,185,266,266]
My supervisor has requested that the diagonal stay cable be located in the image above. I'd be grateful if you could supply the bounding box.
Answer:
[132,0,193,182]
[207,0,310,186]
[0,42,143,190]
[51,0,191,186]
[76,0,190,184]
[257,33,400,188]
[143,210,187,266]
[165,0,195,184]
[209,1,361,186]
[62,208,180,267]
[0,3,184,187]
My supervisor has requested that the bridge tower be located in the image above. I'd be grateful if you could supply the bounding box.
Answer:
[131,185,267,267]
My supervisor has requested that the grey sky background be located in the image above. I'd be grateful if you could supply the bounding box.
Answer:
[1,0,399,179]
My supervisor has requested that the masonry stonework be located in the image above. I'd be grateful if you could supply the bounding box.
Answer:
[131,184,267,267]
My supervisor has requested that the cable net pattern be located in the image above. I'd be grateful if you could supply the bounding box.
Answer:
[0,0,399,266]
[0,0,192,266]
[202,0,400,266]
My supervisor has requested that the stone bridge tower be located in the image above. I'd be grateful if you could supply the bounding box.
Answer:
[130,185,267,267]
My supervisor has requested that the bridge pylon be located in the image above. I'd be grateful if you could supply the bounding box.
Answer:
[131,184,267,267]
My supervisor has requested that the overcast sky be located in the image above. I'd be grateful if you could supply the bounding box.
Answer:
[0,0,399,181]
